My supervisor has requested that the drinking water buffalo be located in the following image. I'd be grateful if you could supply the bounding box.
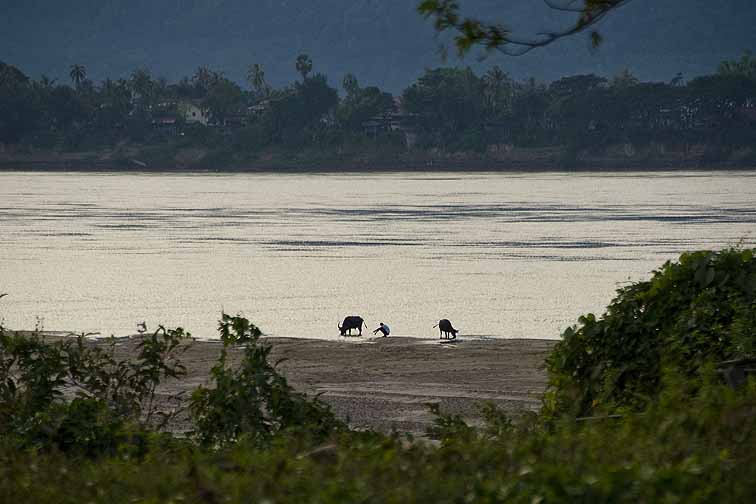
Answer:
[338,316,366,336]
[434,319,459,339]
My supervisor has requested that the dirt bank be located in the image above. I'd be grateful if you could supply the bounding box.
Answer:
[48,334,556,435]
[2,146,754,172]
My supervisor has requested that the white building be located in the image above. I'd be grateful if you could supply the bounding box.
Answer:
[179,101,210,126]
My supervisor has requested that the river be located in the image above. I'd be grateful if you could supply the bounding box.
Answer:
[1,170,754,339]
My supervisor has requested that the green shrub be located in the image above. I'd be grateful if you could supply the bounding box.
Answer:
[544,248,756,417]
[2,374,755,503]
[190,313,344,447]
[0,324,189,455]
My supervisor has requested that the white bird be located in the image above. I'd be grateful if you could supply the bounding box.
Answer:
[137,321,147,334]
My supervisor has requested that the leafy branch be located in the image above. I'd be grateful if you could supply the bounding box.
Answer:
[417,0,633,57]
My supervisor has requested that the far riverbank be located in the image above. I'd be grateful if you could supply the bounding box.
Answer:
[2,144,755,172]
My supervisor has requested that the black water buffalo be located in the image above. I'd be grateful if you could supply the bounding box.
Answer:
[434,319,459,339]
[339,316,366,336]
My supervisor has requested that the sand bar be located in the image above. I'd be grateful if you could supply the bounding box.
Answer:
[36,334,556,435]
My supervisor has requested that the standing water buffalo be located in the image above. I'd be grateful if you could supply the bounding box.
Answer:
[434,319,459,339]
[338,316,366,336]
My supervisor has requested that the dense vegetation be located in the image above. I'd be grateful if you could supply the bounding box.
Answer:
[1,248,755,501]
[545,248,756,417]
[2,52,756,168]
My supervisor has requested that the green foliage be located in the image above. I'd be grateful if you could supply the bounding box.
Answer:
[342,72,359,96]
[420,375,756,503]
[403,66,506,151]
[295,54,313,81]
[68,64,86,88]
[2,375,755,502]
[0,61,41,143]
[482,65,515,116]
[0,324,189,455]
[1,312,341,456]
[263,73,339,144]
[718,50,756,79]
[404,67,486,136]
[425,402,476,443]
[417,0,626,57]
[190,313,343,447]
[545,248,756,417]
[203,77,244,124]
[3,54,756,165]
[246,63,270,98]
[336,84,393,131]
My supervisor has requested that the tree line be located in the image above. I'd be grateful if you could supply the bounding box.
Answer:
[2,51,756,162]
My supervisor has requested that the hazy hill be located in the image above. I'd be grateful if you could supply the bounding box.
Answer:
[2,0,755,91]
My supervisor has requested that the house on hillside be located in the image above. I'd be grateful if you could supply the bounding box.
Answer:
[178,101,210,126]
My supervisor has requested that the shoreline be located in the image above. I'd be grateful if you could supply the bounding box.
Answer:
[2,150,755,173]
[2,161,754,173]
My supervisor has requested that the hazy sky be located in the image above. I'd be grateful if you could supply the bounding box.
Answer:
[2,0,755,91]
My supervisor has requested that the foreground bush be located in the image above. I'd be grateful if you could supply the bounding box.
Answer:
[0,313,342,455]
[0,325,188,455]
[190,313,344,447]
[545,248,756,417]
[1,375,755,503]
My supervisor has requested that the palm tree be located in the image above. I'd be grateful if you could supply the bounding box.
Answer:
[193,65,223,93]
[717,50,756,78]
[39,75,57,89]
[342,73,359,97]
[69,64,86,88]
[483,66,513,114]
[130,68,154,109]
[295,54,313,81]
[246,63,269,97]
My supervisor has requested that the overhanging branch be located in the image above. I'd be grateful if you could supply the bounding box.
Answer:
[417,0,634,57]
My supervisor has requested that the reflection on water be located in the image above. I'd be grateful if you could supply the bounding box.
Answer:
[1,171,754,339]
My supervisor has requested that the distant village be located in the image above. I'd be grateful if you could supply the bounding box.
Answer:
[150,78,756,148]
[2,52,756,167]
[151,95,420,148]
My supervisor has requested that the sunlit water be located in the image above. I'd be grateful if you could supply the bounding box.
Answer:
[1,170,754,340]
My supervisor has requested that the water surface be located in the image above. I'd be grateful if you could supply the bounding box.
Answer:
[1,171,754,339]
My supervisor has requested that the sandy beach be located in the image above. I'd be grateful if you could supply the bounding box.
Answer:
[79,334,556,435]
